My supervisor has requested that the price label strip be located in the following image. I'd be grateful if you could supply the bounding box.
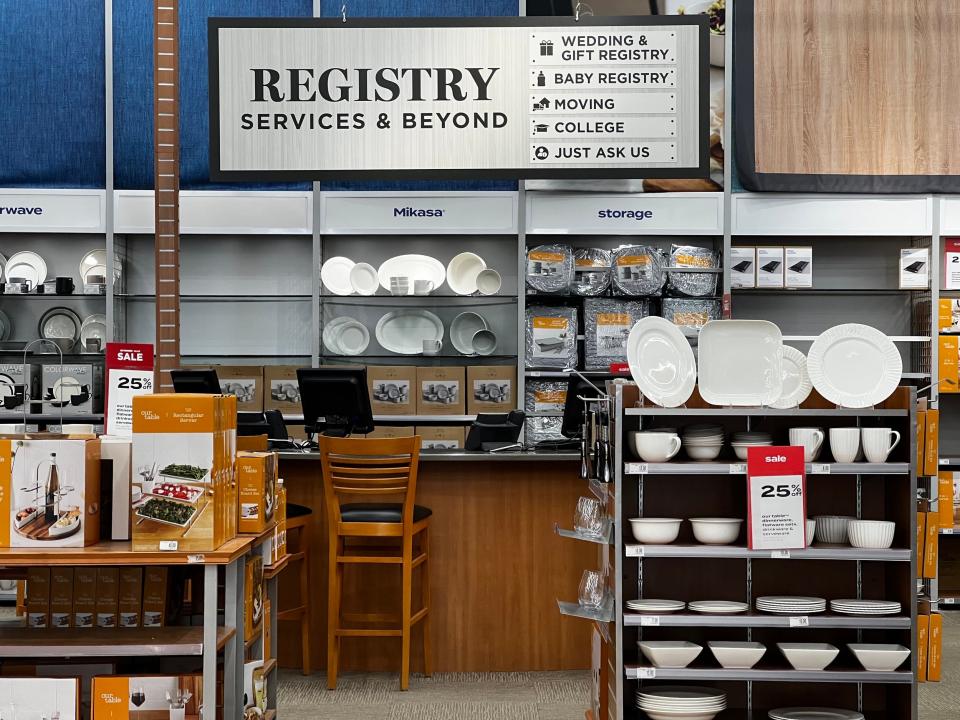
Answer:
[789,616,810,627]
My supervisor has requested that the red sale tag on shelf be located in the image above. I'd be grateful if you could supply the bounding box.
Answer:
[746,446,807,550]
[105,342,154,436]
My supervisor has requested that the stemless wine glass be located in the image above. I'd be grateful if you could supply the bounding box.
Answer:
[578,569,606,608]
[574,496,604,537]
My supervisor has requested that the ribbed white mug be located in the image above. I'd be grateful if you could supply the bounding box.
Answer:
[829,428,860,464]
[861,428,900,463]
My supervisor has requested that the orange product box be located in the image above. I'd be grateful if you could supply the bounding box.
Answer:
[917,511,927,579]
[275,480,287,563]
[264,597,273,662]
[142,567,167,628]
[245,555,264,638]
[929,612,943,681]
[924,511,939,579]
[74,567,97,628]
[92,674,202,719]
[25,567,50,629]
[118,567,142,628]
[918,613,929,682]
[940,473,955,529]
[916,410,926,476]
[925,409,940,476]
[50,567,74,629]
[939,336,959,392]
[96,568,119,628]
[237,452,278,535]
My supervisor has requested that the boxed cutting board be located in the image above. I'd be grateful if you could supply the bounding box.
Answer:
[368,365,416,415]
[0,437,101,548]
[50,567,73,629]
[142,567,167,628]
[0,364,38,416]
[730,247,756,289]
[467,366,515,415]
[245,555,264,638]
[96,567,119,628]
[131,394,237,552]
[26,567,50,628]
[756,247,784,288]
[74,567,97,628]
[416,367,465,415]
[41,364,94,415]
[264,365,301,413]
[237,451,278,535]
[118,567,142,628]
[416,426,465,450]
[92,674,202,720]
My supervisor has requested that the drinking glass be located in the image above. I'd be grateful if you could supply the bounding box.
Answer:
[574,496,603,537]
[578,569,606,608]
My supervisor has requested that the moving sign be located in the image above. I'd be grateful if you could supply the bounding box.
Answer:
[209,16,709,180]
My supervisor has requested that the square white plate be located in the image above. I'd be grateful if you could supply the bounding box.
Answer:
[697,320,784,406]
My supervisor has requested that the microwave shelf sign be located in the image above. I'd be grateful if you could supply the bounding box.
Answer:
[209,16,708,181]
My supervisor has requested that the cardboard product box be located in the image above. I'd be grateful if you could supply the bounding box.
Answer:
[50,567,74,629]
[925,409,940,476]
[26,567,50,628]
[74,567,97,628]
[243,661,266,711]
[0,678,79,720]
[368,365,416,416]
[929,612,943,681]
[92,674,202,720]
[264,597,273,662]
[939,335,959,392]
[237,452,278,535]
[954,472,960,525]
[142,567,168,628]
[118,568,142,628]
[416,367,465,415]
[0,437,101,548]
[924,511,939,579]
[729,247,756,289]
[41,364,94,414]
[917,511,927,580]
[245,555,264,638]
[275,480,287,563]
[756,247,784,288]
[416,426,465,450]
[0,364,38,417]
[916,409,926,476]
[918,612,929,682]
[939,298,960,334]
[940,473,955,529]
[100,436,132,541]
[263,365,302,414]
[784,247,813,288]
[467,365,515,415]
[96,568,119,628]
[214,365,264,412]
[365,426,415,440]
[899,247,930,289]
[132,394,235,552]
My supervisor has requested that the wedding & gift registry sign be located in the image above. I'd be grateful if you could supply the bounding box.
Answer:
[209,16,709,180]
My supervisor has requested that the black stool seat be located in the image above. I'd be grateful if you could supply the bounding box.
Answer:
[340,503,432,523]
[287,502,312,519]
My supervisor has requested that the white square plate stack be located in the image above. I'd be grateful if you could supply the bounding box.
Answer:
[829,598,901,615]
[635,686,726,720]
[756,596,826,614]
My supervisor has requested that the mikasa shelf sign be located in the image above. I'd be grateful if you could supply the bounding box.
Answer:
[209,16,709,180]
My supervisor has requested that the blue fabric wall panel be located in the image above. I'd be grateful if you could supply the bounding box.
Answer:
[0,0,105,188]
[113,0,153,191]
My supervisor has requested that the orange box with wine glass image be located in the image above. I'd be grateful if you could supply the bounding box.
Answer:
[131,394,237,553]
[0,437,101,548]
[92,674,202,720]
[237,451,277,535]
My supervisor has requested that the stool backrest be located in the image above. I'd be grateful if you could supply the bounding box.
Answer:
[319,435,421,524]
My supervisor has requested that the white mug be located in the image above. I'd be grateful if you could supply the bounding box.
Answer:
[862,427,900,463]
[414,279,434,295]
[422,339,442,355]
[631,432,682,464]
[789,427,824,462]
[829,427,860,464]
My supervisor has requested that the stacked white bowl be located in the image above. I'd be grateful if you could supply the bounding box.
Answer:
[682,424,725,461]
[635,686,726,720]
[847,520,896,549]
[730,431,773,460]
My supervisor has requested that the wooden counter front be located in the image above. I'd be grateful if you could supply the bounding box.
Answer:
[276,454,596,673]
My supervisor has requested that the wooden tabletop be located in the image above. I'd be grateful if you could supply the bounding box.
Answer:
[0,536,254,566]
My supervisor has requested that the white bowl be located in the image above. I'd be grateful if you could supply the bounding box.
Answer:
[629,517,682,544]
[806,518,816,546]
[639,640,703,668]
[814,515,854,544]
[777,642,839,671]
[731,443,773,460]
[708,641,767,669]
[475,268,502,296]
[690,518,742,545]
[686,445,723,461]
[848,643,910,672]
[847,520,896,549]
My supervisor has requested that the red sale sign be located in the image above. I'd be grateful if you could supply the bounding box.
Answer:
[746,446,808,550]
[104,343,154,436]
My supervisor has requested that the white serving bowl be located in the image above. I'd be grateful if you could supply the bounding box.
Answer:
[639,640,704,668]
[847,520,896,549]
[806,518,816,546]
[731,443,772,460]
[848,643,910,672]
[690,517,742,545]
[686,444,723,461]
[814,515,854,544]
[629,517,682,544]
[777,643,839,671]
[708,641,767,669]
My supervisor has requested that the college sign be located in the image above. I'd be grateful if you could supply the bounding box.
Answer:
[208,16,709,180]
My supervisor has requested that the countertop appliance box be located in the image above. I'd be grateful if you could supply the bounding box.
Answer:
[416,426,466,450]
[756,247,784,288]
[368,365,416,415]
[784,247,813,288]
[263,365,302,414]
[416,367,466,415]
[730,247,756,289]
[467,366,515,415]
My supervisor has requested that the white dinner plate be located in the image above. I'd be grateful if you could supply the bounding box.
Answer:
[770,344,812,409]
[638,687,726,702]
[0,310,11,341]
[688,600,749,614]
[375,310,444,355]
[0,373,14,397]
[698,320,783,406]
[79,249,107,284]
[450,312,488,354]
[378,254,446,295]
[52,376,83,402]
[349,262,379,296]
[334,319,370,355]
[322,317,355,354]
[5,251,47,288]
[769,709,864,720]
[807,323,902,408]
[446,252,486,295]
[79,314,107,349]
[321,256,356,296]
[626,316,696,408]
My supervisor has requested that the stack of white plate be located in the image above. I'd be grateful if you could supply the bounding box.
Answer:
[829,599,901,615]
[756,596,826,614]
[626,598,686,613]
[323,316,370,355]
[683,424,725,461]
[635,686,726,720]
[769,709,864,720]
[688,600,749,614]
[731,431,773,460]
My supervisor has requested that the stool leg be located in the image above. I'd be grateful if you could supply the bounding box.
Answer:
[400,533,413,691]
[422,526,432,677]
[299,525,312,676]
[327,535,342,690]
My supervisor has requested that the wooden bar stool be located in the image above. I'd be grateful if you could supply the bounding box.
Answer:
[320,435,432,691]
[277,502,313,675]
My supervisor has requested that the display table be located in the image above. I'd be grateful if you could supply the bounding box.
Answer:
[276,451,596,673]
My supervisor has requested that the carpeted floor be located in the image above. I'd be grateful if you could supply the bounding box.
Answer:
[920,610,960,720]
[277,670,591,720]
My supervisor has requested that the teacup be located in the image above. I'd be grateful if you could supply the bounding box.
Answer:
[862,428,900,463]
[829,428,860,464]
[414,279,434,295]
[630,432,682,463]
[789,427,824,462]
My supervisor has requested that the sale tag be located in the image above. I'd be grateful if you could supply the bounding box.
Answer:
[789,616,810,627]
[639,616,660,626]
[105,343,154,436]
[746,446,807,550]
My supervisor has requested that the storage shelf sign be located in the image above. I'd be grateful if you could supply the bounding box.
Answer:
[105,343,154,436]
[209,17,708,181]
[746,445,807,550]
